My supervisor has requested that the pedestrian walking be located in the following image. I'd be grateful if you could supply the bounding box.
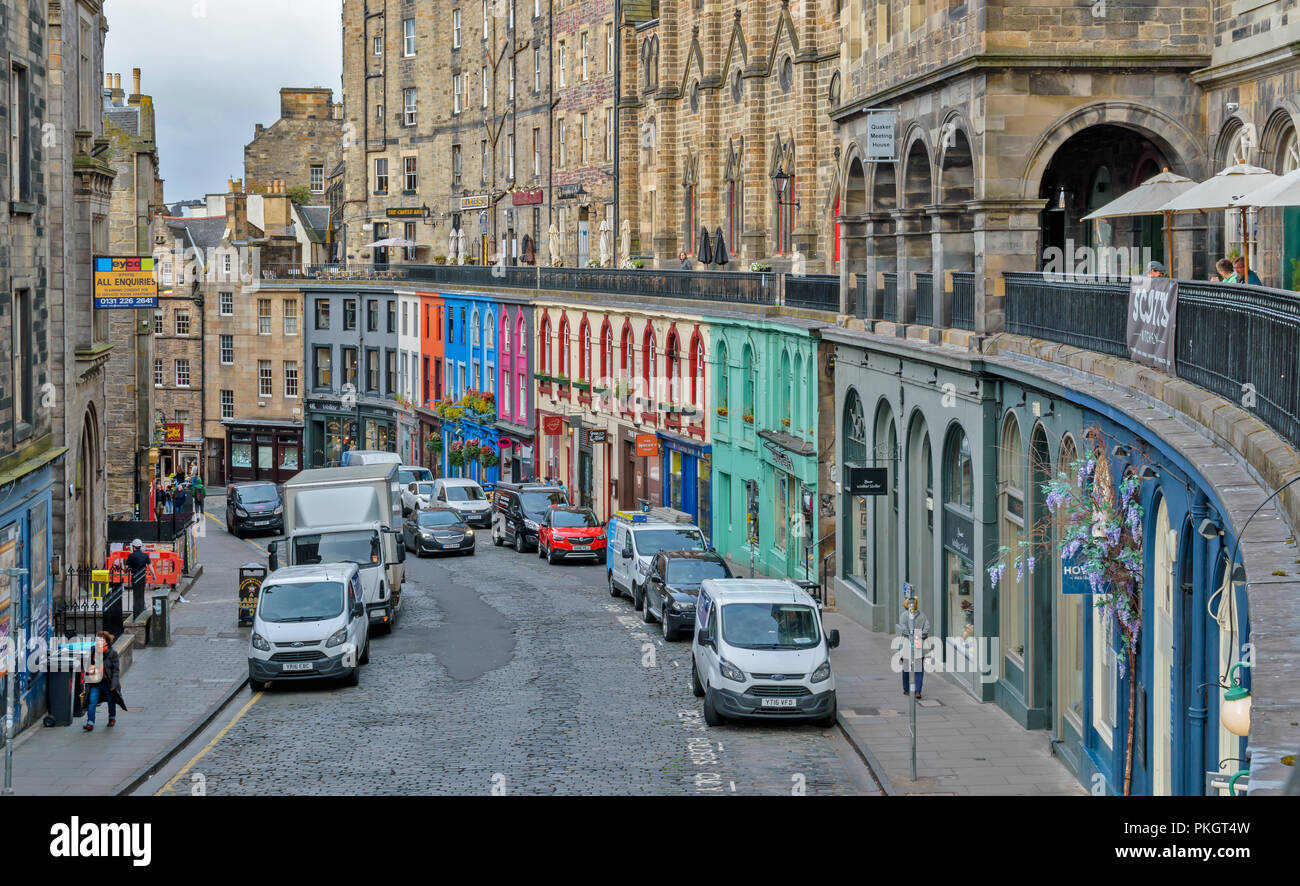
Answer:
[83,631,126,732]
[192,475,206,514]
[172,481,187,514]
[125,539,150,618]
[153,480,166,519]
[896,595,930,700]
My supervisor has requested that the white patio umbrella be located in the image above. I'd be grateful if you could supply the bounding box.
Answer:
[1081,169,1197,273]
[361,237,424,249]
[1156,164,1280,281]
[1231,166,1300,208]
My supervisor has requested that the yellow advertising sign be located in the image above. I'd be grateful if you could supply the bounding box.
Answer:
[94,256,158,308]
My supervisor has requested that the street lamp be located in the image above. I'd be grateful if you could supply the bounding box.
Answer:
[1221,662,1252,738]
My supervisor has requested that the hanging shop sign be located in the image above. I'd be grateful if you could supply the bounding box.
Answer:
[460,194,491,211]
[586,429,608,445]
[542,416,565,436]
[94,256,158,308]
[162,423,185,444]
[764,441,795,472]
[512,188,545,206]
[636,434,660,458]
[1062,551,1094,595]
[943,510,975,565]
[844,465,888,496]
[864,110,898,163]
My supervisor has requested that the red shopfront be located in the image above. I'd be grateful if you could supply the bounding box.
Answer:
[224,420,304,485]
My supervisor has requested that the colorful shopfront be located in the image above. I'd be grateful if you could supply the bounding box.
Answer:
[0,458,55,733]
[657,430,711,542]
[224,419,303,484]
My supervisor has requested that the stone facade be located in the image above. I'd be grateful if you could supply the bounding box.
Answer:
[244,87,342,198]
[618,0,840,271]
[103,68,163,516]
[836,0,1212,330]
[339,0,554,267]
[47,0,115,568]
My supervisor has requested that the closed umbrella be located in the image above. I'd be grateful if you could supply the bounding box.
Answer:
[713,226,728,266]
[1156,164,1279,281]
[697,227,712,265]
[1081,169,1196,271]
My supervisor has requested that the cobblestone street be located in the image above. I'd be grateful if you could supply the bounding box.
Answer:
[147,520,878,796]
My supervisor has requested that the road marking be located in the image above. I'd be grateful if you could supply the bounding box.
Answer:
[204,509,269,556]
[156,689,263,796]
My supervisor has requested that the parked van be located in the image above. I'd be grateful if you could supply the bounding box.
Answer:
[491,482,569,550]
[608,510,707,612]
[341,450,402,467]
[691,579,840,727]
[431,478,493,527]
[248,563,371,691]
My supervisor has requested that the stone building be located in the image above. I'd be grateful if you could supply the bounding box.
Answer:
[103,69,164,517]
[244,87,342,199]
[551,0,617,266]
[834,0,1211,330]
[618,0,840,271]
[47,0,116,570]
[0,0,58,730]
[339,0,553,266]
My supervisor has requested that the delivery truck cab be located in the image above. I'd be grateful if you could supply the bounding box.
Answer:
[271,465,406,633]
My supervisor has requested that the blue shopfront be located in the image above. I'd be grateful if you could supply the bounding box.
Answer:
[0,460,56,734]
[658,431,711,542]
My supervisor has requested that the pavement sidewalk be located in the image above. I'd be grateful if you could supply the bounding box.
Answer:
[824,612,1086,795]
[9,502,256,796]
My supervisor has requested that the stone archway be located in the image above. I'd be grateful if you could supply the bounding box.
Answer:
[867,160,898,320]
[936,122,976,326]
[840,149,870,311]
[900,137,934,324]
[77,406,103,567]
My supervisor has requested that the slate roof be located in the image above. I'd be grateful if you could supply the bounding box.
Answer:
[163,215,227,251]
[296,205,331,244]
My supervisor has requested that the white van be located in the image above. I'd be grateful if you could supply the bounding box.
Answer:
[608,513,707,612]
[431,478,492,527]
[341,450,402,467]
[248,563,371,691]
[691,579,840,727]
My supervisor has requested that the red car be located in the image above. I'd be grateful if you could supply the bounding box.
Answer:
[538,506,607,565]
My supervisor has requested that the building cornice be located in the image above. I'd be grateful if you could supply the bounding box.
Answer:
[1190,40,1300,89]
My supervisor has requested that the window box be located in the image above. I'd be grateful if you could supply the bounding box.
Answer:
[578,392,592,407]
[742,412,755,424]
[658,402,681,413]
[591,384,609,395]
[535,372,552,384]
[573,379,592,392]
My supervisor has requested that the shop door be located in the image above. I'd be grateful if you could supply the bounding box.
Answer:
[256,436,275,481]
[621,442,636,510]
[578,221,590,266]
[579,450,594,509]
[1152,502,1176,796]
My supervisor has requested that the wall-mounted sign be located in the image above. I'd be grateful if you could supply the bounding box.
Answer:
[764,442,795,472]
[943,509,974,565]
[512,188,544,206]
[386,206,429,219]
[635,434,659,458]
[162,423,185,444]
[1062,551,1093,595]
[587,429,608,444]
[460,194,490,211]
[865,110,898,163]
[555,183,586,201]
[542,416,564,436]
[1127,276,1178,377]
[94,256,157,308]
[845,465,887,496]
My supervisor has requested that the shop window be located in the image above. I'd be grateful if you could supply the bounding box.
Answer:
[842,390,868,585]
[999,413,1026,668]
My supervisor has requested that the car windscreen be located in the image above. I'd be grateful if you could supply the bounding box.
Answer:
[521,490,567,515]
[257,581,344,623]
[633,528,705,556]
[721,603,821,650]
[552,510,597,528]
[398,468,434,484]
[240,485,279,504]
[443,485,486,502]
[417,510,462,528]
[292,530,380,567]
[666,558,729,585]
[410,483,436,497]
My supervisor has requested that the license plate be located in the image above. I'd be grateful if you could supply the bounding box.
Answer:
[281,662,314,672]
[760,697,797,709]
[572,545,590,551]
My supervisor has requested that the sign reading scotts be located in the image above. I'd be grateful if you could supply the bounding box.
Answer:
[1127,276,1177,376]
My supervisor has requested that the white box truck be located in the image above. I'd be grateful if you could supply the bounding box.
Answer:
[270,464,406,632]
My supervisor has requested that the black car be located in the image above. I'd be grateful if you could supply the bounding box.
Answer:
[644,549,733,640]
[491,482,568,552]
[226,483,283,538]
[403,507,475,556]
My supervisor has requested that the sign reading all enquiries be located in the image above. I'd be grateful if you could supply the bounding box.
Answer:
[1127,276,1177,376]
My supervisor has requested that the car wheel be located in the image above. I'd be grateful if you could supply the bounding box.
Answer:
[538,540,546,559]
[597,552,607,565]
[642,590,654,623]
[691,659,705,697]
[547,546,558,565]
[662,608,675,641]
[813,700,837,730]
[633,583,645,612]
[514,532,525,553]
[493,526,504,546]
[467,547,476,556]
[702,685,725,727]
[609,571,622,598]
[359,638,371,665]
[248,676,265,694]
[342,666,360,688]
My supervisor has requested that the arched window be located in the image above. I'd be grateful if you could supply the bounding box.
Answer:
[600,320,613,384]
[779,350,792,428]
[945,427,973,510]
[690,333,705,414]
[1000,413,1026,667]
[621,323,633,388]
[666,331,681,407]
[471,308,481,347]
[501,311,511,355]
[742,344,755,422]
[715,340,729,414]
[580,319,592,381]
[516,315,526,361]
[484,312,495,351]
[558,317,570,379]
[843,389,868,584]
[643,325,657,407]
[540,315,551,374]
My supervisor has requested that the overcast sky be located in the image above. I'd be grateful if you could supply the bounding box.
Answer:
[104,0,342,204]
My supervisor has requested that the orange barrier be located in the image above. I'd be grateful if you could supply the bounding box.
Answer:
[106,549,183,586]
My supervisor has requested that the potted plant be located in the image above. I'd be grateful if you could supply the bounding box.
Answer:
[742,411,754,424]
[716,405,729,417]
[586,258,600,268]
[749,260,773,272]
[574,377,592,392]
[479,446,499,469]
[433,255,447,265]
[780,417,791,428]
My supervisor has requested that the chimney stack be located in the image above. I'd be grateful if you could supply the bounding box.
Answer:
[132,68,141,95]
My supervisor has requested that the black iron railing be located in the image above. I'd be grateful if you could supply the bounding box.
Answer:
[54,567,126,641]
[1004,272,1300,452]
[785,274,840,312]
[882,273,898,323]
[952,272,976,331]
[915,273,934,327]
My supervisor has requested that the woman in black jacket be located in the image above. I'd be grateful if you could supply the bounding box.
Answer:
[83,631,123,731]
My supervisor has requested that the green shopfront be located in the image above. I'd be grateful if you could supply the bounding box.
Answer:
[708,315,828,582]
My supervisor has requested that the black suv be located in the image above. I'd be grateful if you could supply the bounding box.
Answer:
[643,549,733,640]
[226,482,283,538]
[491,482,568,552]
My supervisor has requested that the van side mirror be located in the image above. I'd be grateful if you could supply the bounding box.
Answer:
[267,541,279,573]
[697,627,711,647]
[352,602,365,619]
[828,629,841,650]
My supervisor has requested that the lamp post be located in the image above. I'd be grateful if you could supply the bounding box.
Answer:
[2,566,30,796]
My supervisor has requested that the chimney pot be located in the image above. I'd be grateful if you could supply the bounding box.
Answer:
[132,68,141,94]
[105,73,113,88]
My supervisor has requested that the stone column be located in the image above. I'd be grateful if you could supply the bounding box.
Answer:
[866,211,898,320]
[840,216,868,315]
[930,204,972,328]
[894,207,929,325]
[970,198,1046,336]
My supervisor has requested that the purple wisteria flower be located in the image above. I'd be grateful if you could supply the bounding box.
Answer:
[987,562,1007,588]
[1106,525,1122,547]
[1026,556,1036,573]
[1061,538,1084,562]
